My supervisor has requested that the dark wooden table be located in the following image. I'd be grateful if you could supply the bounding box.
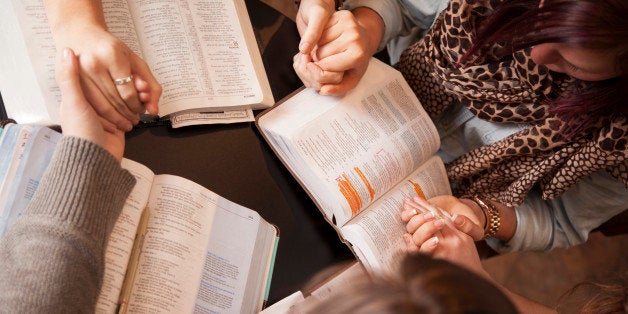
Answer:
[124,1,354,304]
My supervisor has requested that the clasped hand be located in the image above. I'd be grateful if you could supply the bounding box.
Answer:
[400,196,486,275]
[54,24,161,132]
[294,0,373,96]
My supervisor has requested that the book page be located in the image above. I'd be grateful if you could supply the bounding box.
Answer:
[261,262,366,313]
[258,59,440,227]
[0,1,59,124]
[0,0,140,125]
[124,175,216,313]
[340,156,451,275]
[169,109,254,128]
[192,196,273,314]
[0,125,31,209]
[95,159,155,313]
[258,291,304,314]
[128,0,272,116]
[0,126,61,237]
[102,0,144,56]
[124,174,273,313]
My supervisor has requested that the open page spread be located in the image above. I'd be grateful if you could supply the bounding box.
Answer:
[119,174,275,314]
[0,0,270,125]
[340,156,451,275]
[128,0,273,116]
[258,59,440,226]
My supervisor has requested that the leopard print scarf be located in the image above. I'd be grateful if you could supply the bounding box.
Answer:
[397,0,627,207]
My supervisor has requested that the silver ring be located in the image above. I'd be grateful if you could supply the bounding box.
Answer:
[114,75,133,86]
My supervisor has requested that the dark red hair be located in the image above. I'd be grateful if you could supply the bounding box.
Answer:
[461,0,628,135]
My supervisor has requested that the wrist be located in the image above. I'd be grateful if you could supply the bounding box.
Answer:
[352,7,384,55]
[459,197,486,228]
[465,195,501,240]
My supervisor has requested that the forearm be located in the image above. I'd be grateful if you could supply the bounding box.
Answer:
[43,0,107,42]
[352,7,385,56]
[0,137,135,311]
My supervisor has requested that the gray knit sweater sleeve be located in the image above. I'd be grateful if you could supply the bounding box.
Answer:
[0,136,136,313]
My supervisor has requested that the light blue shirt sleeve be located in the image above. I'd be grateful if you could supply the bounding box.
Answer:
[487,171,628,252]
[437,103,628,252]
[343,0,448,63]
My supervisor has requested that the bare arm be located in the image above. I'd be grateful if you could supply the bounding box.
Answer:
[43,0,162,131]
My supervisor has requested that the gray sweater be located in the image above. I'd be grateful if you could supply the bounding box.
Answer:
[0,136,136,313]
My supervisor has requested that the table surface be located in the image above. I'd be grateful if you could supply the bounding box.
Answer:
[124,1,354,304]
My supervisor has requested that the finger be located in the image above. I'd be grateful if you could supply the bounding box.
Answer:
[316,49,367,72]
[304,62,344,85]
[111,73,143,114]
[319,69,362,96]
[452,214,485,241]
[98,116,118,134]
[138,91,152,104]
[298,9,331,54]
[109,56,143,114]
[131,56,161,115]
[294,54,322,90]
[410,218,445,245]
[406,211,439,234]
[418,236,440,255]
[403,233,419,254]
[90,71,140,124]
[56,48,91,121]
[400,198,420,222]
[78,56,140,123]
[81,76,134,131]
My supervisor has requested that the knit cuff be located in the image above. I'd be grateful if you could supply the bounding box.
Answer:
[25,136,136,244]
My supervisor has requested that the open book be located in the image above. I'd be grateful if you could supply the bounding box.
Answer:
[0,124,279,313]
[0,0,273,127]
[256,59,451,276]
[260,261,367,314]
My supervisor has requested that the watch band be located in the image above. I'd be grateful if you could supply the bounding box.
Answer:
[469,195,501,239]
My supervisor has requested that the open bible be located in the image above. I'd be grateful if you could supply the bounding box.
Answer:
[0,0,273,127]
[256,59,451,276]
[0,124,279,313]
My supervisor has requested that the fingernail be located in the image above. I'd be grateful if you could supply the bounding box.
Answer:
[433,219,444,227]
[63,47,71,60]
[423,212,433,219]
[299,41,309,53]
[453,214,464,226]
[403,233,411,242]
[429,236,439,246]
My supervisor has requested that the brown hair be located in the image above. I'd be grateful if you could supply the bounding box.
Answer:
[296,254,517,313]
[558,275,628,314]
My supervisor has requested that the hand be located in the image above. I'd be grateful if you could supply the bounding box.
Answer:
[54,24,161,132]
[400,197,486,276]
[296,0,336,55]
[293,7,383,96]
[293,52,344,93]
[427,195,486,241]
[308,9,375,95]
[56,48,125,161]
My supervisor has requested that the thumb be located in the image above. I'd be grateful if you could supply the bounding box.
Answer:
[452,214,485,241]
[298,11,328,54]
[56,48,90,117]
